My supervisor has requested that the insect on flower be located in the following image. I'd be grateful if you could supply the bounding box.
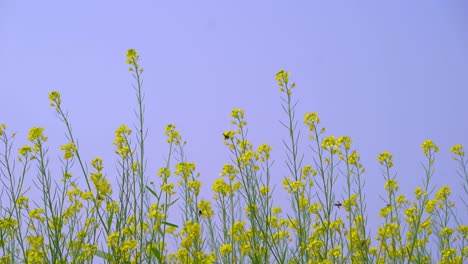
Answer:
[199,210,203,216]
[223,132,230,140]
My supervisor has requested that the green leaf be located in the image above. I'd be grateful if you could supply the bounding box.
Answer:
[162,221,178,228]
[95,250,109,259]
[145,185,160,199]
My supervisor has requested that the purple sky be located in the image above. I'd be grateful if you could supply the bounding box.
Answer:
[2,1,468,234]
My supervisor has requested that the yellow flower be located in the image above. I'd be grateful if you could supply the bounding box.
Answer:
[414,186,426,200]
[158,167,171,180]
[421,139,439,156]
[272,206,282,214]
[328,245,341,258]
[302,165,317,178]
[16,196,29,210]
[27,127,48,154]
[377,151,393,167]
[0,123,6,136]
[60,142,77,160]
[384,179,399,192]
[259,185,270,195]
[165,124,182,145]
[198,199,214,218]
[188,179,202,195]
[91,157,104,171]
[175,162,196,180]
[435,186,451,201]
[348,150,360,165]
[18,145,32,157]
[29,208,45,222]
[304,112,320,133]
[48,90,62,109]
[450,143,464,157]
[212,178,229,197]
[230,221,246,241]
[230,108,245,119]
[114,124,132,158]
[220,243,232,257]
[257,143,272,161]
[440,227,454,238]
[161,183,176,195]
[338,136,352,150]
[126,49,141,71]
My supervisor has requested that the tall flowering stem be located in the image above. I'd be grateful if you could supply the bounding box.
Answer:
[277,69,312,262]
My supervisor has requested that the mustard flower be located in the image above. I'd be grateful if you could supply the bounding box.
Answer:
[220,243,232,257]
[348,150,360,165]
[424,199,437,214]
[304,112,320,132]
[220,164,238,181]
[158,167,171,181]
[126,49,142,72]
[91,157,104,171]
[257,143,272,161]
[60,141,77,160]
[0,217,18,234]
[0,123,6,136]
[231,108,245,119]
[231,221,246,241]
[122,238,138,252]
[114,124,132,157]
[450,143,464,157]
[259,185,270,195]
[29,208,45,222]
[175,162,196,180]
[379,205,392,218]
[298,194,310,210]
[26,236,45,262]
[198,199,214,218]
[180,221,201,248]
[275,69,290,86]
[223,130,235,141]
[338,136,352,150]
[18,145,32,157]
[148,203,164,223]
[276,69,295,95]
[212,178,230,197]
[308,202,321,214]
[272,206,282,214]
[328,245,342,259]
[435,185,451,201]
[457,225,468,239]
[28,127,47,142]
[16,195,29,210]
[90,169,113,200]
[165,124,182,145]
[48,90,61,110]
[106,200,120,213]
[384,179,399,192]
[396,194,407,204]
[301,164,317,178]
[322,136,339,153]
[377,151,393,167]
[188,179,202,195]
[161,183,176,195]
[421,139,439,156]
[240,243,251,256]
[414,186,426,200]
[107,232,120,247]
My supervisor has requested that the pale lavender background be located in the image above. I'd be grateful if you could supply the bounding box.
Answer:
[2,1,468,236]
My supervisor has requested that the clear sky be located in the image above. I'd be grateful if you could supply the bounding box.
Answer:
[2,1,468,235]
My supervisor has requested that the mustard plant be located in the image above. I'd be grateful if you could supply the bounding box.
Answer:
[1,50,467,263]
